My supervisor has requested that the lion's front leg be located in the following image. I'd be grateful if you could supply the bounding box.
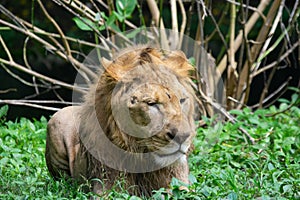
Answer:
[45,106,87,180]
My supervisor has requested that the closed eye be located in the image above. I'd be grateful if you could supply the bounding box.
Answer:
[180,98,187,104]
[147,101,157,106]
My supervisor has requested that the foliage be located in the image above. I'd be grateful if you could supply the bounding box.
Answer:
[0,98,299,199]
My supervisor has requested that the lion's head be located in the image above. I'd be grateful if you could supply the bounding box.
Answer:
[80,46,196,173]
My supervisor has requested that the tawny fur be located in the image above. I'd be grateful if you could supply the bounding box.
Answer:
[45,47,196,197]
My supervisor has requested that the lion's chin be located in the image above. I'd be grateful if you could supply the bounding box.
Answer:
[152,150,187,166]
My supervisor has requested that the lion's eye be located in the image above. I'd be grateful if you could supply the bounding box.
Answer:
[147,102,156,106]
[180,98,187,104]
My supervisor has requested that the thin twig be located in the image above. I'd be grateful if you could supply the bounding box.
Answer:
[0,99,60,111]
[146,0,169,49]
[0,35,13,62]
[1,63,49,88]
[252,40,300,77]
[170,0,179,49]
[23,37,39,94]
[192,80,255,144]
[217,0,271,74]
[177,0,186,49]
[0,58,86,93]
[0,88,17,94]
[37,0,71,57]
[226,0,267,21]
[0,19,97,80]
[253,0,285,72]
[250,77,291,109]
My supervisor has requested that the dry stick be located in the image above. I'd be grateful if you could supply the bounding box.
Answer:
[1,63,48,88]
[226,0,267,20]
[0,88,17,94]
[37,0,96,83]
[2,99,77,105]
[0,36,13,61]
[217,0,271,74]
[257,0,286,108]
[170,0,179,49]
[228,2,236,74]
[0,99,60,111]
[193,85,255,144]
[237,0,282,104]
[23,37,39,94]
[0,58,86,93]
[146,0,169,50]
[226,2,237,110]
[89,0,102,18]
[253,41,300,77]
[0,5,66,57]
[177,0,186,49]
[250,77,291,109]
[254,0,285,72]
[37,0,71,57]
[0,34,85,93]
[204,4,228,44]
[22,20,108,50]
[0,19,97,80]
[52,0,121,51]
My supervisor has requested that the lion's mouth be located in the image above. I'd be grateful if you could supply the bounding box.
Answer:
[155,149,186,157]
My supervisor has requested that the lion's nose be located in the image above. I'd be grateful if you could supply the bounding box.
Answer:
[166,128,189,144]
[166,128,177,140]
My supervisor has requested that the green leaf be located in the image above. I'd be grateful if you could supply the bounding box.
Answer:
[125,27,143,39]
[188,57,196,67]
[267,162,275,171]
[227,192,238,200]
[116,0,137,17]
[229,109,243,116]
[95,12,101,21]
[188,173,198,184]
[113,11,125,22]
[109,23,121,33]
[278,98,290,104]
[73,17,96,31]
[0,105,8,119]
[283,184,292,193]
[106,14,117,26]
[291,93,299,103]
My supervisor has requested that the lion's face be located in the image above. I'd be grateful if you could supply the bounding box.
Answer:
[110,62,196,166]
[82,47,197,171]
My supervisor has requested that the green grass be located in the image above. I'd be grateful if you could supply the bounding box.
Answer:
[0,99,299,199]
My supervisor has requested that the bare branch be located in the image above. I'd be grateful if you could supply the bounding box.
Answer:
[146,0,169,49]
[250,77,291,109]
[177,0,187,49]
[253,0,285,72]
[252,40,300,77]
[0,99,60,111]
[0,58,86,93]
[0,88,17,94]
[0,35,13,62]
[217,0,271,74]
[37,0,71,56]
[170,0,179,49]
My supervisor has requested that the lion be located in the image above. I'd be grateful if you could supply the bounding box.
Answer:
[45,46,197,197]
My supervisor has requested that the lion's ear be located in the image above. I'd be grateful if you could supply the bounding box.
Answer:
[164,50,194,77]
[101,57,123,81]
[101,57,112,68]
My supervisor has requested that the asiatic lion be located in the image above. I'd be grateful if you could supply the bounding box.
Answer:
[45,47,196,197]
